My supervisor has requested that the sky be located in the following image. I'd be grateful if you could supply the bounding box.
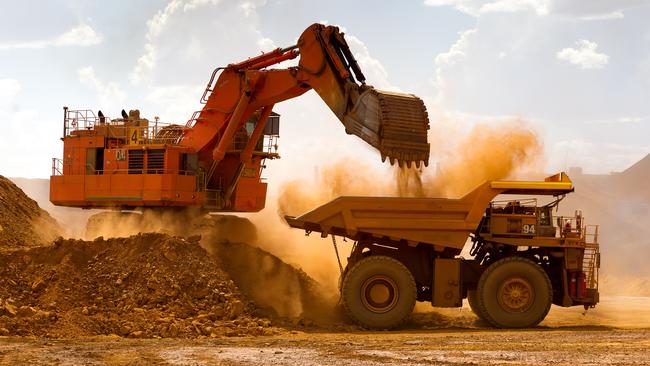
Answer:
[1,0,649,186]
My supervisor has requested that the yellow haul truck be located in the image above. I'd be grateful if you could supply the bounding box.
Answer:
[285,173,600,329]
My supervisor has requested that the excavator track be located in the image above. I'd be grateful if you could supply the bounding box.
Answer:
[344,88,430,168]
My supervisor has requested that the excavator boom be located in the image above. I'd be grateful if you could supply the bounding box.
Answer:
[182,23,430,168]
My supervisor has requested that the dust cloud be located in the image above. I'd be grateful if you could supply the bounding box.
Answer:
[278,118,543,214]
[265,118,543,298]
[277,158,393,215]
[424,120,543,197]
[561,172,650,297]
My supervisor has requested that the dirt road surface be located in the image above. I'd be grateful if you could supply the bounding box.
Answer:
[1,327,648,365]
[1,296,649,365]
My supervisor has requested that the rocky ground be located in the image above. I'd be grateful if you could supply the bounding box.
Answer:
[1,326,649,365]
[1,296,649,365]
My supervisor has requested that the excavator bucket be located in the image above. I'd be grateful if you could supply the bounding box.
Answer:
[343,88,430,167]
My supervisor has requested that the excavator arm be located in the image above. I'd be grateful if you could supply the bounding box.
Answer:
[181,23,430,169]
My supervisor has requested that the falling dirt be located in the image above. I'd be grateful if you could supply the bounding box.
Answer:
[0,176,61,251]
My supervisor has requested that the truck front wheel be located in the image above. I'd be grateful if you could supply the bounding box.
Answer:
[341,255,416,329]
[477,257,552,328]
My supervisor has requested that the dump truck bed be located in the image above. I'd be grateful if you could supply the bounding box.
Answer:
[285,173,574,250]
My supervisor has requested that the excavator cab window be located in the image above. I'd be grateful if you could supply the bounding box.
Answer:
[180,153,198,175]
[85,148,104,175]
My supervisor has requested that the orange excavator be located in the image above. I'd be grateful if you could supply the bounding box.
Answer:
[50,24,430,214]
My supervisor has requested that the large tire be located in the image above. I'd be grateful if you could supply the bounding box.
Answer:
[467,290,488,323]
[477,257,552,328]
[341,255,416,330]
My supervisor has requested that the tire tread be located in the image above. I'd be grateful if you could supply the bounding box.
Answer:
[476,256,552,328]
[341,255,416,329]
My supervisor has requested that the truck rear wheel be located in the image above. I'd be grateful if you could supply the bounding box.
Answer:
[341,255,416,329]
[477,257,552,328]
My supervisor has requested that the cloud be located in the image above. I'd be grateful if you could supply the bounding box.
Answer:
[310,21,399,91]
[0,79,60,177]
[129,0,269,85]
[240,1,266,17]
[144,85,204,123]
[0,23,101,50]
[423,0,644,19]
[423,0,549,17]
[257,37,276,51]
[0,78,21,116]
[578,11,624,21]
[0,79,21,105]
[78,66,127,110]
[130,0,182,85]
[480,0,549,15]
[548,0,646,20]
[556,39,609,70]
[345,35,400,91]
[424,2,650,178]
[54,23,102,47]
[433,28,477,103]
[616,116,646,123]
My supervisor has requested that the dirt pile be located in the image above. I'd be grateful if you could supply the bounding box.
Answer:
[207,241,345,328]
[191,215,348,328]
[0,233,279,338]
[0,176,61,251]
[83,212,344,327]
